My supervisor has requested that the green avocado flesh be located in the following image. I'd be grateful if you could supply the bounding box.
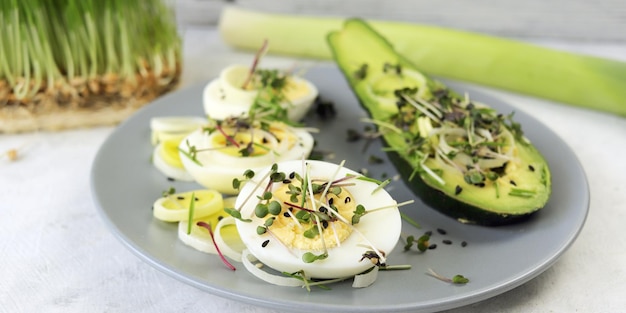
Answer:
[327,19,552,226]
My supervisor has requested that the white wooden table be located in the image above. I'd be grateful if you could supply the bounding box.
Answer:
[2,25,625,313]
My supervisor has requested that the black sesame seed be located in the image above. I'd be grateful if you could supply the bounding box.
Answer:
[283,212,290,217]
[528,165,535,172]
[329,198,334,205]
[177,196,185,200]
[322,221,329,228]
[167,177,175,182]
[437,228,447,235]
[262,137,268,144]
[461,241,468,247]
[194,197,199,201]
[282,179,291,184]
[345,197,351,204]
[443,239,452,245]
[262,240,270,248]
[424,230,433,236]
[455,185,463,195]
[217,216,224,221]
[428,244,437,250]
[289,172,295,179]
[319,207,328,213]
[510,180,517,186]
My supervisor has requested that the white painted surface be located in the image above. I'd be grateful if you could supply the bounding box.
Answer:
[1,25,626,313]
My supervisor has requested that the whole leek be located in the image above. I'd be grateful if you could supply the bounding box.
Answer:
[219,7,626,117]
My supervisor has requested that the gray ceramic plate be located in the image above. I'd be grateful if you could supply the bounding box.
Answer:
[91,66,589,312]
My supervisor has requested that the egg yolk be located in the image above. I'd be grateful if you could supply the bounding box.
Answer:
[249,77,309,102]
[209,122,301,158]
[268,124,298,148]
[267,181,356,251]
[211,131,271,157]
[282,80,310,103]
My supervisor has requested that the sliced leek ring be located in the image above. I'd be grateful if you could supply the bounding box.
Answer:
[153,189,223,222]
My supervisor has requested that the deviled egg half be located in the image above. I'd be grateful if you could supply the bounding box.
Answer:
[178,117,315,195]
[203,65,318,122]
[234,160,402,281]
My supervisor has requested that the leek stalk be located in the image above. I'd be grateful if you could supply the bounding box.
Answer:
[219,7,626,116]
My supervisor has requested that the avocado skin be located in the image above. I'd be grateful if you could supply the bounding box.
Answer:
[384,141,538,226]
[327,19,549,226]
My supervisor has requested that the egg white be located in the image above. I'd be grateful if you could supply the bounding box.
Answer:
[203,64,318,122]
[179,125,315,195]
[234,160,402,279]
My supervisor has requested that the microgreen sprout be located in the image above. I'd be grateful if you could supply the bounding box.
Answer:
[379,265,412,271]
[233,169,255,190]
[400,212,421,229]
[351,204,366,225]
[355,175,384,185]
[426,268,469,285]
[268,201,282,215]
[464,169,485,185]
[282,270,334,291]
[352,200,414,225]
[302,251,328,263]
[215,123,240,148]
[224,207,251,222]
[360,250,386,266]
[404,234,431,252]
[178,140,203,166]
[303,225,320,239]
[371,178,391,194]
[196,221,237,271]
[255,203,269,218]
[241,39,269,89]
[186,192,196,235]
[161,187,176,198]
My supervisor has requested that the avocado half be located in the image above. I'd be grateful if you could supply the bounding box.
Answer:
[327,19,551,226]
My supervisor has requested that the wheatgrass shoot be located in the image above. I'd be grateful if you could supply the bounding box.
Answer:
[0,0,181,133]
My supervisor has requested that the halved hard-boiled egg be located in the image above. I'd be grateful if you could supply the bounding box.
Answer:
[178,118,315,195]
[234,160,402,280]
[203,64,318,122]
